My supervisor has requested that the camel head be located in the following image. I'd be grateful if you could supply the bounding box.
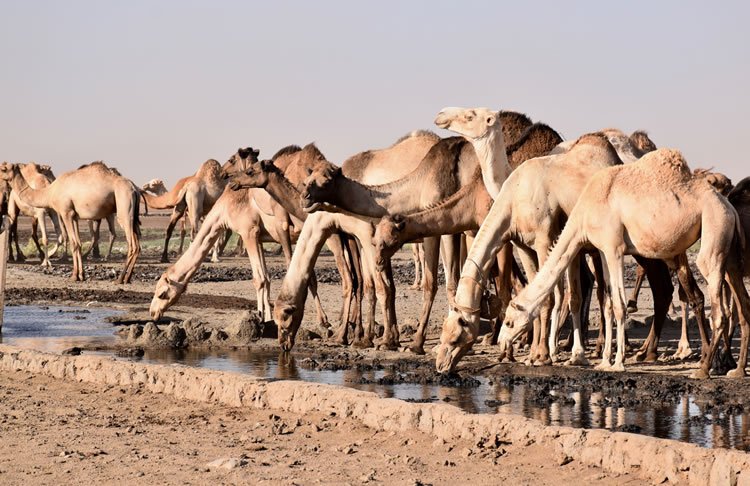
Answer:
[223,147,260,178]
[141,178,167,194]
[229,159,274,191]
[0,162,20,183]
[694,169,733,196]
[300,145,341,212]
[149,273,187,320]
[629,130,657,154]
[273,297,304,351]
[435,310,479,373]
[372,215,405,270]
[434,107,500,140]
[498,300,533,356]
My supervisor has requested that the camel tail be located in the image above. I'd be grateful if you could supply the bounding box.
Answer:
[732,206,745,270]
[132,189,142,240]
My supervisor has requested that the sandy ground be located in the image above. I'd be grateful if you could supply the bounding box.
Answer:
[0,368,641,485]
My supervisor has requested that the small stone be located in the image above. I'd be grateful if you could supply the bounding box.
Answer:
[432,438,445,448]
[461,447,473,458]
[556,452,573,466]
[61,347,82,356]
[207,457,248,470]
[343,446,356,455]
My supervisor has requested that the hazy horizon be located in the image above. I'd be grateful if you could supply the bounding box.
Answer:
[2,1,748,187]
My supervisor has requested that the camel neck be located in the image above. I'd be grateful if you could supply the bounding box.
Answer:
[265,170,308,222]
[328,176,392,217]
[142,190,177,210]
[11,171,50,209]
[397,177,486,244]
[470,126,510,200]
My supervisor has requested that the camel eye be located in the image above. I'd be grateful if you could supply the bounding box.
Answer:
[158,290,169,300]
[307,168,313,176]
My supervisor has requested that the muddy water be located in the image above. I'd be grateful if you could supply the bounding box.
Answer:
[2,306,749,452]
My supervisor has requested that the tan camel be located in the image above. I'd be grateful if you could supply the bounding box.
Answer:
[497,149,750,378]
[0,161,141,283]
[6,163,64,267]
[372,122,563,353]
[143,148,259,263]
[298,108,526,350]
[150,145,345,327]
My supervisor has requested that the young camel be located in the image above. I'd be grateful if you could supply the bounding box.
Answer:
[300,108,523,350]
[0,161,141,283]
[372,122,563,354]
[498,149,750,378]
[150,145,345,327]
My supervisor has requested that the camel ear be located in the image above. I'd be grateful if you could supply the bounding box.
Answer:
[260,159,273,171]
[394,220,405,231]
[391,214,405,231]
[486,115,496,126]
[252,148,260,157]
[282,304,296,316]
[306,167,314,176]
[164,275,172,285]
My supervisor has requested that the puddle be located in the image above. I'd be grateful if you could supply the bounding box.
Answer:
[1,305,749,451]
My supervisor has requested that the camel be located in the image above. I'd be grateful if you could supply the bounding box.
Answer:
[0,161,141,283]
[496,149,750,378]
[6,163,64,267]
[150,144,346,328]
[143,148,259,263]
[372,122,563,353]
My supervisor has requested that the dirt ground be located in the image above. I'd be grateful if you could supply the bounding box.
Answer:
[1,214,748,482]
[0,368,641,485]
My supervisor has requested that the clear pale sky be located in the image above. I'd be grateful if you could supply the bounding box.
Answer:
[2,1,748,187]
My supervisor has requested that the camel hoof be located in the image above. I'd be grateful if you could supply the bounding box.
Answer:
[626,300,638,313]
[671,347,694,361]
[609,362,626,372]
[727,368,746,378]
[407,343,426,355]
[635,351,658,363]
[374,337,399,351]
[533,357,552,366]
[351,338,373,349]
[567,354,589,366]
[160,256,170,264]
[594,361,611,371]
[690,368,710,379]
[410,283,420,290]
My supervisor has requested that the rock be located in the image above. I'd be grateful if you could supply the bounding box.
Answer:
[207,457,248,470]
[297,328,323,342]
[142,322,161,342]
[115,347,145,358]
[556,451,573,466]
[127,324,143,341]
[460,447,473,458]
[61,347,82,356]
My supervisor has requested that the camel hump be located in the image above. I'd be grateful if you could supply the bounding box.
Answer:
[639,148,692,179]
[272,145,302,160]
[78,160,122,176]
[196,159,222,177]
[392,129,439,146]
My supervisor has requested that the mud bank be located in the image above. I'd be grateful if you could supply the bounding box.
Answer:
[1,345,746,485]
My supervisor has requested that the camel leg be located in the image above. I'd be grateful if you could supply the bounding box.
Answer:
[347,237,368,347]
[590,253,607,358]
[30,217,44,262]
[671,285,693,360]
[63,214,84,281]
[488,244,514,350]
[564,253,589,365]
[627,264,646,313]
[334,235,356,346]
[410,243,422,290]
[409,236,440,355]
[371,247,399,351]
[178,218,187,255]
[35,212,53,268]
[161,207,186,263]
[516,248,539,364]
[105,214,117,260]
[322,234,357,346]
[600,248,628,372]
[595,251,616,370]
[241,227,271,320]
[9,211,24,263]
[532,238,557,366]
[725,262,750,378]
[633,257,672,363]
[673,254,710,364]
[440,234,461,311]
[83,220,101,260]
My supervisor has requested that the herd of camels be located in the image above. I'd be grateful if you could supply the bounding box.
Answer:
[3,106,750,381]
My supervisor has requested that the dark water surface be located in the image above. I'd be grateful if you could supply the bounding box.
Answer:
[1,305,749,452]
